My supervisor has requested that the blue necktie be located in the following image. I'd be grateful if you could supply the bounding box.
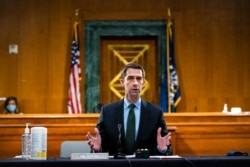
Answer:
[126,104,135,154]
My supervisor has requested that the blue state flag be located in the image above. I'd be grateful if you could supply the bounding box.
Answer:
[160,19,181,112]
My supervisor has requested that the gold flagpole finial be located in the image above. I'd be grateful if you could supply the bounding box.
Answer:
[167,8,171,18]
[75,8,79,19]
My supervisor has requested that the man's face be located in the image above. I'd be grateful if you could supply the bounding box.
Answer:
[120,68,145,99]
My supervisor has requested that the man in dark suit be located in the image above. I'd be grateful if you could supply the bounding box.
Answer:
[87,63,172,156]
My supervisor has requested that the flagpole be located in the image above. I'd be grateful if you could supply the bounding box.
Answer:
[74,9,79,44]
[167,8,171,113]
[68,8,82,114]
[75,8,79,18]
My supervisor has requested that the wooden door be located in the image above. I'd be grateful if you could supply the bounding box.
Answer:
[100,37,159,105]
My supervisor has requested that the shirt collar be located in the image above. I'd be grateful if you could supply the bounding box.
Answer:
[124,97,141,109]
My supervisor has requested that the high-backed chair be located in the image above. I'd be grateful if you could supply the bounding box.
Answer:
[60,141,91,157]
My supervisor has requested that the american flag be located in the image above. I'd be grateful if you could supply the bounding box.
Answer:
[68,21,82,114]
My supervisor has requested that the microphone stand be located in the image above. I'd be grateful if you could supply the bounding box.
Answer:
[114,124,126,159]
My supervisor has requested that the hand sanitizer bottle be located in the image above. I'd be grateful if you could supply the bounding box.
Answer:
[22,123,31,160]
[222,104,228,113]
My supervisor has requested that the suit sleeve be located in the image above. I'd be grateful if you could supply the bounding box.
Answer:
[96,108,108,152]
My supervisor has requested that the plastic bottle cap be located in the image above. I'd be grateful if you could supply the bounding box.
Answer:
[25,123,30,134]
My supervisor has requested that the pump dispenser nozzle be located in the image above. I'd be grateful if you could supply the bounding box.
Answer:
[24,123,30,134]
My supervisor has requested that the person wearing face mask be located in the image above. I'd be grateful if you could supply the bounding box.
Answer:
[3,96,20,114]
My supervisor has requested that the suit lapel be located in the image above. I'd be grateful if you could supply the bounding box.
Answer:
[115,100,124,126]
[114,100,127,146]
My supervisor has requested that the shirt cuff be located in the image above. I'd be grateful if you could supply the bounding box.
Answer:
[157,145,172,155]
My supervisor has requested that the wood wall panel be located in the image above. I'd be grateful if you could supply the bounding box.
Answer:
[0,0,250,113]
[1,113,250,158]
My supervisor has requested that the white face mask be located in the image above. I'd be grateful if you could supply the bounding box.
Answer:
[7,104,16,113]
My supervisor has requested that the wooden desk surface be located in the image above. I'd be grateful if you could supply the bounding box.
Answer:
[1,112,250,158]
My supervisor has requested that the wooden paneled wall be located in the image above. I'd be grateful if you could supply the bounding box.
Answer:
[1,113,250,158]
[0,0,250,113]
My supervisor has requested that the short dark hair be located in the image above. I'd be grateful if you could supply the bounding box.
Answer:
[3,96,19,114]
[4,96,18,108]
[121,63,145,79]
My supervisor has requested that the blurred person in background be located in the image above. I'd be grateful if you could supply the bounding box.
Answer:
[3,96,21,114]
[93,103,103,113]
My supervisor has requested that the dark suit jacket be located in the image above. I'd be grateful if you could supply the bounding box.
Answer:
[97,99,172,156]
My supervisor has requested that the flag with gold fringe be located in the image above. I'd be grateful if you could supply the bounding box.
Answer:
[67,20,82,114]
[160,11,181,112]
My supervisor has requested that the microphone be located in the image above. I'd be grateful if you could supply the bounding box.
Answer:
[114,124,126,159]
[117,124,122,152]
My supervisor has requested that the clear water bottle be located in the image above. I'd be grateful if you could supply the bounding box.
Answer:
[22,123,31,160]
